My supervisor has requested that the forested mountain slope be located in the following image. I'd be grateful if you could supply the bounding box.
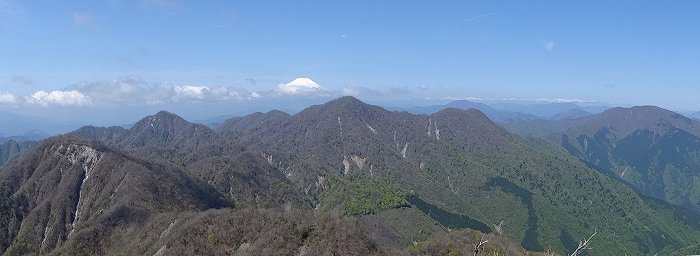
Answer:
[509,106,700,212]
[4,97,699,255]
[217,97,700,255]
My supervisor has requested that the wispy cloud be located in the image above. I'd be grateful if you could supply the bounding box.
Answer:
[456,12,497,25]
[498,97,594,103]
[341,87,360,97]
[0,0,23,29]
[11,75,33,85]
[142,0,183,12]
[544,40,556,51]
[0,0,19,16]
[73,11,95,27]
[534,98,592,103]
[389,86,411,95]
[441,96,596,104]
[443,96,483,101]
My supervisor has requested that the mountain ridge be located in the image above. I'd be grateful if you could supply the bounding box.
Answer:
[216,96,700,254]
[5,97,700,255]
[509,105,700,213]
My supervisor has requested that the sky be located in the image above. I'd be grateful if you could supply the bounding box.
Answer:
[2,1,700,133]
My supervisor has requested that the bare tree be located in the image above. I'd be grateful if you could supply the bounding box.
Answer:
[569,229,597,256]
[473,234,488,256]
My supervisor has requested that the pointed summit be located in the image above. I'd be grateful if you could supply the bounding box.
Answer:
[123,110,218,149]
[307,96,388,119]
[276,77,324,96]
[132,110,190,131]
[325,96,364,107]
[285,77,320,89]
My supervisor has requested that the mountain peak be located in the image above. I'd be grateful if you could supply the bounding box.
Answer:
[152,110,184,120]
[133,110,190,130]
[327,96,363,105]
[599,105,693,125]
[559,105,700,138]
[604,105,674,115]
[311,96,388,118]
[266,109,290,117]
[434,107,490,120]
[286,77,320,89]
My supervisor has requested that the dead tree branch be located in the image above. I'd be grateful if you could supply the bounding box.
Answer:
[569,229,597,256]
[473,234,488,256]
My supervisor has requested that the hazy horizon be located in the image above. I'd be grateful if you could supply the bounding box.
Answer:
[3,1,700,135]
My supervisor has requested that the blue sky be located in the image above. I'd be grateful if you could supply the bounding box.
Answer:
[1,0,700,122]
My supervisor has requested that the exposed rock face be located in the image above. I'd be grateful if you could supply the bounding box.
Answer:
[61,144,104,238]
[342,154,367,175]
[0,136,229,255]
[401,142,409,158]
[350,155,366,170]
[343,155,351,175]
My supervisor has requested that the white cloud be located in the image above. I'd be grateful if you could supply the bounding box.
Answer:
[0,91,19,105]
[27,90,91,107]
[175,85,208,100]
[67,76,259,106]
[544,40,556,51]
[71,76,148,104]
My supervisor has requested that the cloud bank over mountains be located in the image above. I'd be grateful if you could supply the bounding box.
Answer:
[0,76,371,108]
[1,75,597,109]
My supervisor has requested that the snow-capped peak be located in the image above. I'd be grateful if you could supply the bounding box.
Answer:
[285,77,320,89]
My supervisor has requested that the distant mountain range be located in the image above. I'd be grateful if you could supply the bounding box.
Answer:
[395,100,609,123]
[487,102,609,118]
[689,111,700,120]
[0,130,48,143]
[2,97,700,255]
[396,100,538,123]
[0,140,38,168]
[0,112,74,138]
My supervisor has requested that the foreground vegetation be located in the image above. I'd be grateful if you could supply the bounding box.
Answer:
[320,173,409,215]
